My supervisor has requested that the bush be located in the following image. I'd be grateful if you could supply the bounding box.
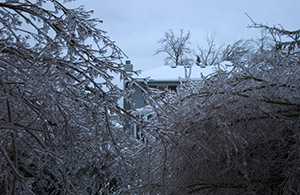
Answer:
[143,27,300,194]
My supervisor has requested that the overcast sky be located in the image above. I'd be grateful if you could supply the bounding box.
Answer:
[69,0,300,71]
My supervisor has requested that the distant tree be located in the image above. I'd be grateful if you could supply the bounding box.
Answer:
[155,29,193,78]
[196,33,256,72]
[196,33,221,67]
[220,39,255,64]
[0,0,137,194]
[141,25,300,194]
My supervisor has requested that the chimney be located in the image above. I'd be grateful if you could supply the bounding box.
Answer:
[124,60,133,73]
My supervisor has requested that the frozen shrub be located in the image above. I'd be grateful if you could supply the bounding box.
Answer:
[142,26,300,194]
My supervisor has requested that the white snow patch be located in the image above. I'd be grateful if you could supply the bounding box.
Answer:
[135,65,215,81]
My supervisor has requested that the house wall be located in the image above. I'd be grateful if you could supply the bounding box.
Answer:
[124,80,180,110]
[124,82,146,110]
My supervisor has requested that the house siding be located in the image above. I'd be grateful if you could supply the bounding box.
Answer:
[124,80,180,110]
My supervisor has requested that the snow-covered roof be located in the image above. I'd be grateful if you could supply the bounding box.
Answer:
[135,65,215,82]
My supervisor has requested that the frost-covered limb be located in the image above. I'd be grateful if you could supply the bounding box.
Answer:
[246,13,300,54]
[0,0,138,194]
[138,25,300,194]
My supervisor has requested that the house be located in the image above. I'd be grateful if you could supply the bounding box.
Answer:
[123,60,225,139]
[124,60,215,111]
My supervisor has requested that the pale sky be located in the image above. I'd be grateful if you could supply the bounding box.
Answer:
[69,0,300,72]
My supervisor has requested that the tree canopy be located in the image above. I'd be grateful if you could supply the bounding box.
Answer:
[0,0,136,194]
[140,24,300,194]
[1,1,300,194]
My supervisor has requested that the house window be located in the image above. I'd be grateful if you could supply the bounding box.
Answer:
[158,86,166,90]
[148,85,157,89]
[168,85,177,91]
